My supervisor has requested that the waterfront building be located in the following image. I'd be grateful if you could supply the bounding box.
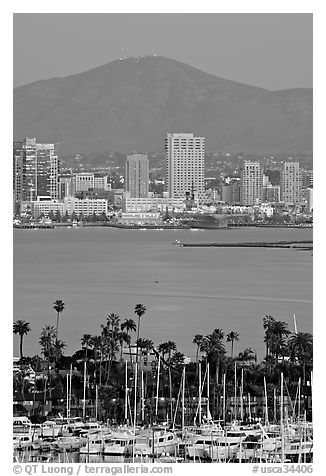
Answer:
[125,154,149,198]
[305,188,313,213]
[240,161,263,205]
[165,133,205,203]
[74,173,95,192]
[221,183,241,204]
[13,138,59,202]
[280,162,302,205]
[13,141,24,205]
[94,174,111,191]
[59,176,74,199]
[32,197,64,218]
[302,169,313,189]
[122,197,185,213]
[35,143,59,199]
[64,196,108,217]
[262,184,281,203]
[30,196,108,218]
[119,212,162,225]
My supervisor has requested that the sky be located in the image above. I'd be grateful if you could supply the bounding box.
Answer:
[13,13,312,90]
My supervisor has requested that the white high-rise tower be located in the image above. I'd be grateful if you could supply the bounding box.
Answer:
[165,133,205,203]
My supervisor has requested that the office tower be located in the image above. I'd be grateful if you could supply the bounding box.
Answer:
[240,161,263,205]
[13,138,59,202]
[165,133,205,203]
[280,162,302,205]
[13,141,23,204]
[125,154,149,198]
[35,143,59,199]
[59,175,74,199]
[221,183,241,204]
[22,137,37,201]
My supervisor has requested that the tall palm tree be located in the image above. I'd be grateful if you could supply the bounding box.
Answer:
[193,334,204,367]
[134,304,146,365]
[288,332,313,386]
[81,333,92,362]
[121,319,137,365]
[53,299,65,339]
[39,325,57,411]
[226,331,240,358]
[13,320,31,360]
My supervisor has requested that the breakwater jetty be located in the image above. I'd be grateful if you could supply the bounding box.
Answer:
[174,240,313,250]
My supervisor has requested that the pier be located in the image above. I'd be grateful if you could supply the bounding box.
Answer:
[174,240,313,250]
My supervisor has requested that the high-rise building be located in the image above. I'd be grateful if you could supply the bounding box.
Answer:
[13,138,59,203]
[221,183,241,204]
[165,133,205,203]
[280,162,302,205]
[13,141,24,204]
[125,154,149,198]
[74,173,95,192]
[262,184,281,203]
[35,143,59,199]
[240,161,263,205]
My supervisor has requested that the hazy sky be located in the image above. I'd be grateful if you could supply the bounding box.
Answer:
[13,13,312,90]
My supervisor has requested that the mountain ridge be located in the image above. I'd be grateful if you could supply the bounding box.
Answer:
[13,56,312,155]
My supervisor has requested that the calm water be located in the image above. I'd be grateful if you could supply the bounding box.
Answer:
[13,227,312,360]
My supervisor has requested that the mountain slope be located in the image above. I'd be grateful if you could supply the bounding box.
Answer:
[13,56,312,155]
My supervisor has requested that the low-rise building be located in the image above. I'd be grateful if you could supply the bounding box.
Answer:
[122,197,185,213]
[118,212,162,225]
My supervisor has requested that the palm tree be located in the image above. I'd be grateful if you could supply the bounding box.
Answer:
[39,325,57,361]
[81,333,92,362]
[134,304,146,365]
[53,299,65,339]
[121,318,137,365]
[13,320,31,360]
[226,331,240,358]
[193,334,204,367]
[39,325,57,411]
[118,331,130,361]
[288,332,313,386]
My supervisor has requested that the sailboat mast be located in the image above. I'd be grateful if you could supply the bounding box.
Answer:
[141,370,144,423]
[293,314,298,334]
[264,376,269,426]
[234,361,237,420]
[155,355,161,418]
[182,366,185,431]
[83,361,87,419]
[223,373,226,424]
[207,362,210,419]
[240,368,244,421]
[133,363,138,430]
[281,372,284,463]
[199,362,202,425]
[125,360,128,421]
[95,385,98,421]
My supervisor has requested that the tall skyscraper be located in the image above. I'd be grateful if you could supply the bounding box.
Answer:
[13,141,23,204]
[165,133,205,203]
[125,154,149,198]
[13,138,59,203]
[240,161,263,205]
[35,143,59,199]
[280,162,302,205]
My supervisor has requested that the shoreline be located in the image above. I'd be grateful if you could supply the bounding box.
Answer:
[13,223,313,230]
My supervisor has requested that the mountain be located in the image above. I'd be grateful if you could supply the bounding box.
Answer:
[13,56,312,155]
